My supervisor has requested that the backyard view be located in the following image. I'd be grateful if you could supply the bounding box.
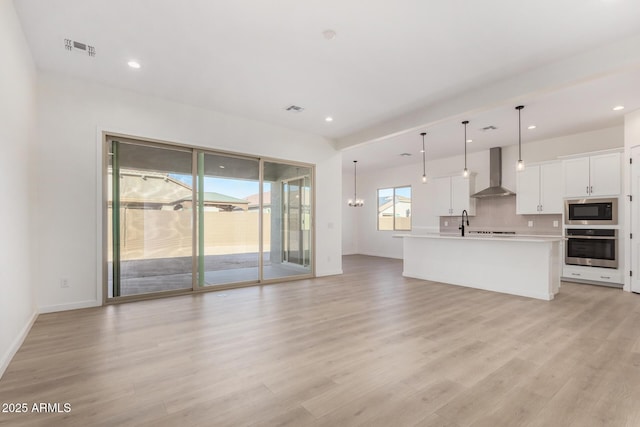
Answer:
[107,141,312,298]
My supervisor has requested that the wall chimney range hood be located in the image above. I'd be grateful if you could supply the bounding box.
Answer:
[471,147,515,198]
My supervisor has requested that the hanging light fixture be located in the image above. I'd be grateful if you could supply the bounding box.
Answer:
[420,132,427,183]
[347,160,364,207]
[462,121,469,178]
[516,105,525,171]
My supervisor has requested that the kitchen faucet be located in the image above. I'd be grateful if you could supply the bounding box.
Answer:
[459,209,469,237]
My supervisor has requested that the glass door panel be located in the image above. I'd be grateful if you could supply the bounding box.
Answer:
[263,161,312,280]
[196,153,260,287]
[108,140,194,298]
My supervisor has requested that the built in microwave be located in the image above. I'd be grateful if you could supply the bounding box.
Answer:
[564,198,617,226]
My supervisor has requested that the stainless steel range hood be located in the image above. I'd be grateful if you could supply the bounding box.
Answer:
[471,147,515,198]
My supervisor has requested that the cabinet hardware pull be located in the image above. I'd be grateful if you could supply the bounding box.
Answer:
[590,186,593,194]
[586,186,589,194]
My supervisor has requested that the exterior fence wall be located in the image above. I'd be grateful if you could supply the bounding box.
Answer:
[108,209,270,260]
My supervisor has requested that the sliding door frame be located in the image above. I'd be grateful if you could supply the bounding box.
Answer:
[101,131,315,305]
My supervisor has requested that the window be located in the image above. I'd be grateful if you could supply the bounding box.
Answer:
[377,186,411,231]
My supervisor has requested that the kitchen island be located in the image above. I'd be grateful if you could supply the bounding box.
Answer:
[397,234,562,300]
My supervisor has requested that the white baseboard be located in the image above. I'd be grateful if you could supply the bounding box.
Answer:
[0,310,38,380]
[38,300,101,314]
[315,269,343,277]
[357,251,403,260]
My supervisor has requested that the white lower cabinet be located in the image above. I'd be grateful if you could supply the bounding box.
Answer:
[562,265,623,285]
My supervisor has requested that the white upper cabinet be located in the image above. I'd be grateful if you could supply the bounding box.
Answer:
[539,163,563,213]
[516,162,562,214]
[433,176,454,216]
[563,157,591,197]
[589,153,621,196]
[563,152,621,198]
[432,175,476,216]
[516,166,540,214]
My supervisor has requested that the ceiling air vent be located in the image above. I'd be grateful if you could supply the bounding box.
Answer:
[481,125,498,132]
[64,39,96,57]
[284,105,305,113]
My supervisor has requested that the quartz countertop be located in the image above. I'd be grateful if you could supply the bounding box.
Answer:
[393,233,563,243]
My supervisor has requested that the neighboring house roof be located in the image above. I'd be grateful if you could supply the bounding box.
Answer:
[378,195,411,215]
[109,169,248,208]
[108,169,192,205]
[176,192,249,206]
[245,191,271,208]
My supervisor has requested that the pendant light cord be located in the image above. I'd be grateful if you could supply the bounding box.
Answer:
[463,121,468,170]
[518,109,522,160]
[421,133,426,176]
[516,105,524,162]
[353,160,357,201]
[464,120,469,169]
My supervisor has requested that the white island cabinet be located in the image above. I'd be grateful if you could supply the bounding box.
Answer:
[399,234,562,301]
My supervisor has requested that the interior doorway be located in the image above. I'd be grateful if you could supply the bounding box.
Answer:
[631,146,640,293]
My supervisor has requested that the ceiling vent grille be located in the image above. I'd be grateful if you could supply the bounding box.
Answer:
[284,105,305,113]
[481,125,498,131]
[65,39,96,57]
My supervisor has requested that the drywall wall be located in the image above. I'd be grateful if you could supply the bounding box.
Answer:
[346,126,623,259]
[0,0,38,378]
[35,71,342,312]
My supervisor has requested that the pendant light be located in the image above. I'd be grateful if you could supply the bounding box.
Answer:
[516,105,525,171]
[462,121,469,178]
[347,160,364,207]
[420,132,427,183]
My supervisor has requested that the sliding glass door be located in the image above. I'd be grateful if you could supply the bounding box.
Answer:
[196,152,260,287]
[263,161,312,280]
[106,137,314,301]
[107,140,194,298]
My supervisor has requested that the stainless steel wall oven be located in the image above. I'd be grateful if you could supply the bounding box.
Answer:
[565,228,618,269]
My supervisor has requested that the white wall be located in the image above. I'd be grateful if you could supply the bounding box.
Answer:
[0,0,38,377]
[35,71,342,313]
[345,126,624,259]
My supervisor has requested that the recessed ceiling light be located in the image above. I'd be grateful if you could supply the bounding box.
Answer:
[420,149,425,153]
[127,61,141,69]
[325,117,333,122]
[613,105,625,111]
[528,125,536,130]
[322,29,337,40]
[466,139,472,143]
[219,165,225,169]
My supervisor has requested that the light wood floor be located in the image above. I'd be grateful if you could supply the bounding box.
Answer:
[2,255,640,427]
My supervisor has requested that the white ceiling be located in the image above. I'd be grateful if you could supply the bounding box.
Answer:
[13,0,640,172]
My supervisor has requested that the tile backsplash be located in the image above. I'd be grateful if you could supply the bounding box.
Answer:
[439,196,562,235]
